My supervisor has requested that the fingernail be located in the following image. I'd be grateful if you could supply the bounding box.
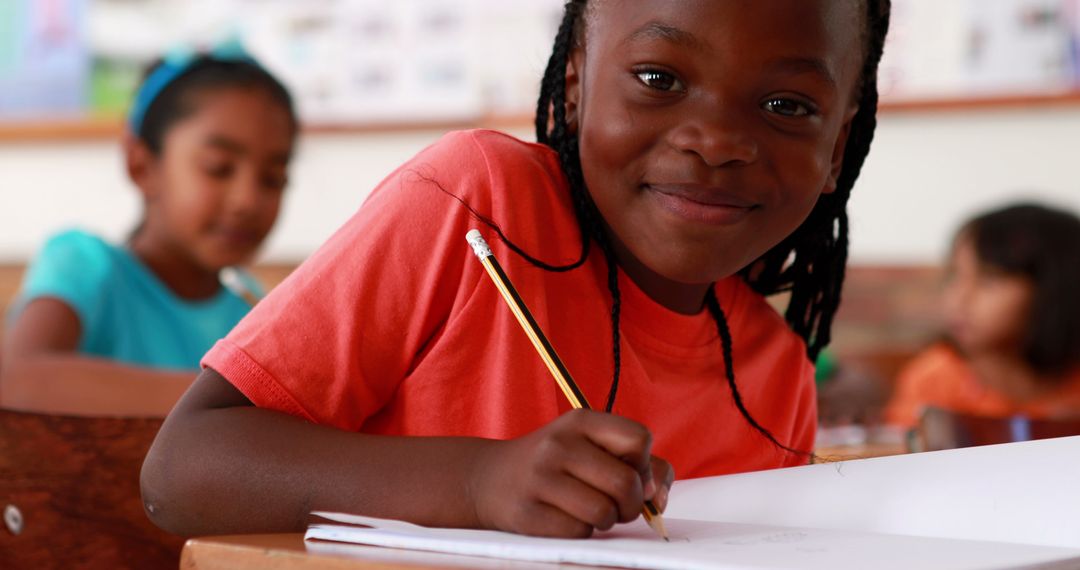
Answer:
[644,478,657,499]
[657,485,669,511]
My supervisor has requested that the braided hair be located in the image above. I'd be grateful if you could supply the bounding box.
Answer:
[488,0,891,455]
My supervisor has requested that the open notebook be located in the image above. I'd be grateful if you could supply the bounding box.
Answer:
[305,436,1080,570]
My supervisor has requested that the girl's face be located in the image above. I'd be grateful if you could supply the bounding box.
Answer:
[569,0,865,287]
[141,87,294,272]
[942,235,1034,357]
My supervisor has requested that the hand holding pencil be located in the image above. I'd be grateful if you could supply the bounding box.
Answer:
[466,229,672,540]
[469,409,673,539]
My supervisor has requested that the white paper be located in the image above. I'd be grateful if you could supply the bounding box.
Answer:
[305,511,1080,570]
[666,436,1080,549]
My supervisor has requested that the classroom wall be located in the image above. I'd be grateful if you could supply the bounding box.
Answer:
[850,104,1080,263]
[1,106,1079,265]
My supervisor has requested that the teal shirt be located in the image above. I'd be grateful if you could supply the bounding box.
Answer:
[9,229,260,370]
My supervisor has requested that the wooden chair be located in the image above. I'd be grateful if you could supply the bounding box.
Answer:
[0,408,184,568]
[917,406,1080,452]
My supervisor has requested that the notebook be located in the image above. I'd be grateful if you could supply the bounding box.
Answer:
[305,436,1080,570]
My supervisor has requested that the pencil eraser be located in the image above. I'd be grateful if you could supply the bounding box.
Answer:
[466,229,493,260]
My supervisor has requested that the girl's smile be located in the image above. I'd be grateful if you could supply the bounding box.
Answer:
[642,183,758,226]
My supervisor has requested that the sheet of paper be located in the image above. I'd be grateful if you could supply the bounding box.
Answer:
[305,512,1080,570]
[666,436,1080,549]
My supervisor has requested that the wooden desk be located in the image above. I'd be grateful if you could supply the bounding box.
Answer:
[182,533,570,570]
[813,441,909,463]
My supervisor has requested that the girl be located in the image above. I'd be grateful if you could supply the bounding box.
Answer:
[886,203,1080,427]
[0,46,297,417]
[143,0,891,538]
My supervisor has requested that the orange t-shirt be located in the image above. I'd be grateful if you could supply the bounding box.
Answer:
[885,343,1080,427]
[202,130,817,479]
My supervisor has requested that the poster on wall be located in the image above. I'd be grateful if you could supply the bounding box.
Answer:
[43,0,564,126]
[879,0,1080,101]
[0,0,90,120]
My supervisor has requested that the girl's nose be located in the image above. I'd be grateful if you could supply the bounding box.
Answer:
[226,168,262,216]
[667,107,759,168]
[942,279,972,316]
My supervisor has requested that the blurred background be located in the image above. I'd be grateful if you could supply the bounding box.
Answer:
[1,0,1079,449]
[1,0,1078,262]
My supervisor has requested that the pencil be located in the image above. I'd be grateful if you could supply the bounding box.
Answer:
[220,267,262,307]
[466,229,669,541]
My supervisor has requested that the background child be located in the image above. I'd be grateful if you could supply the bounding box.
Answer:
[143,0,891,538]
[0,46,298,417]
[886,203,1080,427]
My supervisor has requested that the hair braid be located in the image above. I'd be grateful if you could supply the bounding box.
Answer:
[536,1,627,411]
[602,245,623,412]
[706,290,809,458]
[422,1,592,274]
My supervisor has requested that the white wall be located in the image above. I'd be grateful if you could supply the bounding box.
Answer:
[1,108,1078,265]
[851,105,1080,263]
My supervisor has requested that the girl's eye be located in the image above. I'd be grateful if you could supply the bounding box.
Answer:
[262,172,288,191]
[976,269,1008,286]
[204,162,234,179]
[762,98,814,117]
[635,70,684,92]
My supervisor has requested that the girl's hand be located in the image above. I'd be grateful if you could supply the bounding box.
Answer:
[469,409,674,538]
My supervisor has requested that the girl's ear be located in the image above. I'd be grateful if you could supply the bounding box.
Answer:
[564,47,585,135]
[823,106,860,195]
[123,133,160,200]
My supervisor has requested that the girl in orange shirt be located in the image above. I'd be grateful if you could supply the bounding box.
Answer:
[886,204,1080,427]
[144,0,892,538]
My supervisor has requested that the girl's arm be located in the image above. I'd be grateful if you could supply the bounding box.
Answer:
[0,298,196,417]
[141,367,673,538]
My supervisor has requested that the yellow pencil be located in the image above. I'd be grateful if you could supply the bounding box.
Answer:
[466,229,669,541]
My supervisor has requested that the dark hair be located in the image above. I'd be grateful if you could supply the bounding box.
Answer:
[527,0,892,456]
[136,56,298,155]
[960,203,1080,378]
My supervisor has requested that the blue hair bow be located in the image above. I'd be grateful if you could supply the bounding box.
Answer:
[128,38,260,134]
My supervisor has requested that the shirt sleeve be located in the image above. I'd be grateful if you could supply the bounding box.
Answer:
[202,131,499,431]
[10,230,112,332]
[883,349,942,428]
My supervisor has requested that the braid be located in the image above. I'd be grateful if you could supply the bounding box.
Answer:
[706,290,811,459]
[602,245,623,413]
[536,0,594,268]
[414,1,595,274]
[535,1,582,148]
[419,3,593,276]
[536,0,626,411]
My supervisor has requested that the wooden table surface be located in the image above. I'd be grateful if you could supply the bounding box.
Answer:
[813,441,908,462]
[181,533,576,570]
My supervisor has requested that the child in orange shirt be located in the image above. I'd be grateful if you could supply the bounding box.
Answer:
[143,0,892,538]
[886,204,1080,427]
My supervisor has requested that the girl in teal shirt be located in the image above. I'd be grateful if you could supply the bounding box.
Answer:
[1,45,297,416]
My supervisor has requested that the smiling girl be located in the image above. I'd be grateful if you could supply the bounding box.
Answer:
[143,0,891,538]
[0,49,297,417]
